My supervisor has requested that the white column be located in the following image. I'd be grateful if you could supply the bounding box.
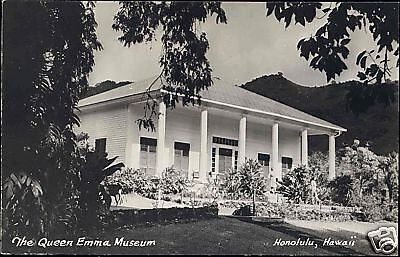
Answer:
[238,115,247,165]
[271,122,279,185]
[328,134,336,180]
[125,103,135,168]
[156,102,166,176]
[301,129,308,167]
[199,109,208,181]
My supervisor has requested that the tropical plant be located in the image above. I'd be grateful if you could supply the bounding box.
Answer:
[237,159,266,215]
[78,151,124,230]
[159,167,188,195]
[2,173,45,241]
[219,168,242,200]
[277,165,312,204]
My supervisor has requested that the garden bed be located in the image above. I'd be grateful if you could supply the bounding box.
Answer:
[220,201,367,222]
[225,215,284,224]
[104,204,219,228]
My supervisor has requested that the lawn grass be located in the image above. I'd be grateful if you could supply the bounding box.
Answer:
[4,216,393,255]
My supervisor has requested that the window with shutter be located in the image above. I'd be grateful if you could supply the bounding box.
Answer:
[139,137,157,176]
[218,148,232,172]
[174,142,190,178]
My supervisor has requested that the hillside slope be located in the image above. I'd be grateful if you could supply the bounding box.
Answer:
[242,74,399,155]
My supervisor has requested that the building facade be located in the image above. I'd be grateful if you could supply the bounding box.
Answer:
[77,77,346,188]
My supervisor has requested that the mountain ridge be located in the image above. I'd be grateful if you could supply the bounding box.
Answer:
[241,73,399,155]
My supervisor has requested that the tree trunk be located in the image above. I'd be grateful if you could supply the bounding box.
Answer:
[252,191,256,216]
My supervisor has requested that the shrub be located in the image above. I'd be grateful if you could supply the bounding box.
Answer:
[277,166,311,204]
[328,175,354,206]
[159,167,188,195]
[219,168,242,200]
[105,167,189,200]
[105,168,147,194]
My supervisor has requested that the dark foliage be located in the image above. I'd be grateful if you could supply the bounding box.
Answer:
[266,3,399,84]
[81,80,133,98]
[78,151,124,230]
[328,175,354,206]
[2,1,101,239]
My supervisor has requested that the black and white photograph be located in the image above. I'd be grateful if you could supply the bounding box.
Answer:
[2,1,399,255]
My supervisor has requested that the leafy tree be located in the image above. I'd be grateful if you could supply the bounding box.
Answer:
[339,139,380,198]
[237,159,266,215]
[2,1,101,239]
[308,152,331,202]
[378,152,399,205]
[266,2,399,113]
[112,1,227,130]
[266,2,398,83]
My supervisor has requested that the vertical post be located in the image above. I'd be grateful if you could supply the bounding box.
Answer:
[271,122,279,185]
[301,129,308,167]
[199,109,208,181]
[328,134,336,180]
[156,101,166,176]
[125,103,135,168]
[239,115,247,165]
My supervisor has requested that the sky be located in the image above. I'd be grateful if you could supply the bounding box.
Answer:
[89,2,398,87]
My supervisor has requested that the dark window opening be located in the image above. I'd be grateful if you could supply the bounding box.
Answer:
[282,156,293,174]
[95,138,106,155]
[258,153,270,178]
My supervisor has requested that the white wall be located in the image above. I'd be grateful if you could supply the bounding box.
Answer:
[78,104,128,163]
[78,102,302,176]
[165,106,201,178]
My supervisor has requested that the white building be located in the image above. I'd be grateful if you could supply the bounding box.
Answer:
[77,76,346,188]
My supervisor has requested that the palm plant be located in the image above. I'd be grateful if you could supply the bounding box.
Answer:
[2,173,45,241]
[237,159,266,216]
[277,166,311,204]
[78,151,124,230]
